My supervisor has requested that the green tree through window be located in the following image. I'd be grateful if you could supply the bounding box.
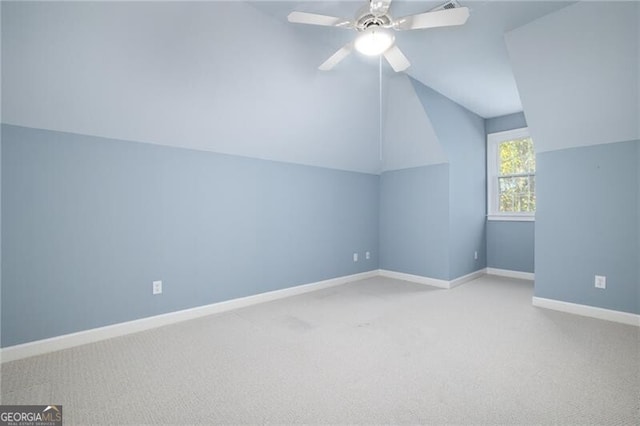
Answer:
[498,137,535,213]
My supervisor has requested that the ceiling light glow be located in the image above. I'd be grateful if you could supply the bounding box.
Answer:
[354,26,394,56]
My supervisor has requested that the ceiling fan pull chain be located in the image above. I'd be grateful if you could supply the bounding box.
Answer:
[379,55,383,164]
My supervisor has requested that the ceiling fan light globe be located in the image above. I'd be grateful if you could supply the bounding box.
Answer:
[354,26,394,56]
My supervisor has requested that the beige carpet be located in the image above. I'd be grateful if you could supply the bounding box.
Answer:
[1,275,639,424]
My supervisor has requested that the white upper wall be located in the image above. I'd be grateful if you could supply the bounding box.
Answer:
[505,1,639,153]
[382,74,447,172]
[1,1,384,173]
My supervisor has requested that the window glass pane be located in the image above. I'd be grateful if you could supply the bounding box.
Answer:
[488,128,537,218]
[498,175,536,213]
[499,137,535,175]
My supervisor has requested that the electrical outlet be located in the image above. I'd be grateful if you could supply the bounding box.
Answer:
[353,252,358,262]
[594,275,606,289]
[365,251,371,260]
[153,280,163,295]
[474,251,478,260]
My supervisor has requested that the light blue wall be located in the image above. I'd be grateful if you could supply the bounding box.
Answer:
[1,124,379,347]
[411,80,487,279]
[0,128,2,347]
[484,112,535,273]
[486,221,534,273]
[535,140,639,314]
[506,1,638,314]
[379,165,450,280]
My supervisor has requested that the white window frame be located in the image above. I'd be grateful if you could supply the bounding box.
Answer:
[487,127,535,222]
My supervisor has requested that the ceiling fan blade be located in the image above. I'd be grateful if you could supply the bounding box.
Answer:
[287,11,353,28]
[370,0,392,16]
[394,7,470,31]
[319,43,354,71]
[383,45,410,72]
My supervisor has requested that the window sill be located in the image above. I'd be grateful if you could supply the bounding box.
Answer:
[487,214,535,222]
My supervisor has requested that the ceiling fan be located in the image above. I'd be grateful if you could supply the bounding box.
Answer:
[287,0,470,72]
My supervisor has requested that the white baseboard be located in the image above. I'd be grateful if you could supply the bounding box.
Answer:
[532,297,640,327]
[378,268,487,289]
[1,270,378,363]
[378,269,450,288]
[449,268,487,288]
[486,267,534,281]
[13,268,635,362]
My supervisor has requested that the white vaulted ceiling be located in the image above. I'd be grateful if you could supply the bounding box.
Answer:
[2,1,573,173]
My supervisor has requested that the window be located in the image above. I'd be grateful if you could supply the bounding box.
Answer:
[487,127,535,221]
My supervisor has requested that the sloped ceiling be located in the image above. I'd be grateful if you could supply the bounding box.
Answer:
[505,1,639,153]
[2,1,573,174]
[382,74,447,171]
[2,1,383,173]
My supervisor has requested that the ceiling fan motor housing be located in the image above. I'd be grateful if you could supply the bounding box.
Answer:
[355,6,393,32]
